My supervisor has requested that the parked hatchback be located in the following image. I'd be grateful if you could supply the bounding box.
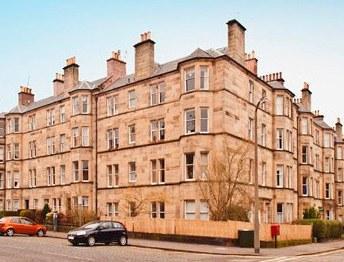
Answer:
[67,221,128,246]
[0,216,47,237]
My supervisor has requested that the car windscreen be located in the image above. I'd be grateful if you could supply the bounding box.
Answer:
[80,222,100,229]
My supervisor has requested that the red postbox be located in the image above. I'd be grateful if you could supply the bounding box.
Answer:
[271,224,280,237]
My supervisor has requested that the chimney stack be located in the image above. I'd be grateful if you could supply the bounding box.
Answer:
[227,19,246,65]
[301,82,312,111]
[63,56,79,90]
[107,50,126,82]
[18,86,34,106]
[336,118,343,141]
[134,31,155,80]
[53,73,64,96]
[245,50,257,74]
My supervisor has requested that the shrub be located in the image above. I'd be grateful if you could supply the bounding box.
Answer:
[65,209,98,226]
[41,204,51,223]
[294,219,343,241]
[303,207,320,219]
[34,209,44,224]
[0,210,19,218]
[19,209,36,221]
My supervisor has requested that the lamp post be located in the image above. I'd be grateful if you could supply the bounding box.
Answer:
[254,95,266,254]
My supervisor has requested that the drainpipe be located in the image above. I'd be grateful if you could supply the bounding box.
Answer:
[95,96,99,217]
[296,116,300,219]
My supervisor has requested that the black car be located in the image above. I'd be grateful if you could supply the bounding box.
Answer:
[67,221,128,246]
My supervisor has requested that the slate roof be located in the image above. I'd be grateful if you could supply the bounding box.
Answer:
[314,118,333,129]
[0,112,5,118]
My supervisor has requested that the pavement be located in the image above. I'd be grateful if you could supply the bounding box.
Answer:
[47,231,344,257]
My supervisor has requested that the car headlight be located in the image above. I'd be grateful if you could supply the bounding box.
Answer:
[76,231,87,236]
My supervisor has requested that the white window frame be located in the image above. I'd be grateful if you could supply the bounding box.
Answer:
[185,109,196,134]
[200,66,209,90]
[128,162,137,183]
[200,107,209,133]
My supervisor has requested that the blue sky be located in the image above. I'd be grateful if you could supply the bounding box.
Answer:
[0,0,343,124]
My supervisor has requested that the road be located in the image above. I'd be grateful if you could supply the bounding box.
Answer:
[0,236,343,262]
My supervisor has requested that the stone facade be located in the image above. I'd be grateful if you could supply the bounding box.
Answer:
[0,20,343,223]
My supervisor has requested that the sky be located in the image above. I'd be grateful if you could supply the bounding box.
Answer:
[0,0,343,125]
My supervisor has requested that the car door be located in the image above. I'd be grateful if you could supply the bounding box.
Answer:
[10,217,23,234]
[20,218,35,235]
[112,222,125,241]
[97,222,113,243]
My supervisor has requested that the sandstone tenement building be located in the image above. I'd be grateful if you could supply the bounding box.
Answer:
[0,20,343,223]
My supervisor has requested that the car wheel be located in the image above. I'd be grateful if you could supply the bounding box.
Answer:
[6,229,15,237]
[119,236,127,246]
[87,236,96,247]
[37,229,44,237]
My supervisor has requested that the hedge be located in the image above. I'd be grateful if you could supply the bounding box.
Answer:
[294,219,343,241]
[0,210,19,218]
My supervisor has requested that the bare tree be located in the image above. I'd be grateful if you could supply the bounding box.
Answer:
[198,143,253,221]
[123,188,168,218]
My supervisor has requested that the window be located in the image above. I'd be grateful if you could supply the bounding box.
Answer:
[276,129,284,150]
[128,162,136,182]
[185,67,195,92]
[14,143,19,159]
[276,203,284,223]
[82,160,89,181]
[81,95,89,114]
[72,96,79,115]
[129,202,137,217]
[302,176,308,196]
[47,109,55,126]
[59,105,66,123]
[73,161,79,181]
[325,183,330,199]
[128,90,137,109]
[151,159,165,184]
[151,202,165,219]
[0,146,4,162]
[325,157,330,172]
[261,124,266,146]
[128,125,136,144]
[275,96,284,115]
[338,168,344,182]
[248,118,253,140]
[72,127,79,147]
[7,144,11,160]
[107,128,119,149]
[150,119,165,142]
[286,166,292,188]
[184,200,196,220]
[200,152,208,179]
[107,202,119,217]
[28,115,36,131]
[28,141,37,158]
[60,134,66,152]
[200,66,209,90]
[302,145,308,164]
[249,80,254,103]
[33,199,38,210]
[337,147,343,160]
[261,162,267,186]
[82,196,88,208]
[286,130,293,152]
[261,90,267,110]
[338,191,343,205]
[60,165,65,185]
[107,164,119,187]
[150,83,166,105]
[200,200,209,220]
[107,95,118,116]
[6,171,11,189]
[324,133,331,148]
[276,165,284,187]
[47,167,55,186]
[29,169,37,188]
[13,200,19,211]
[200,107,209,133]
[46,137,55,155]
[315,129,320,145]
[185,109,196,134]
[315,154,320,170]
[14,117,20,132]
[0,173,4,188]
[81,127,89,146]
[185,153,195,180]
[301,118,308,135]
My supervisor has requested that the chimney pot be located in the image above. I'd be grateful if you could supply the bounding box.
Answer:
[18,85,34,106]
[134,32,155,80]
